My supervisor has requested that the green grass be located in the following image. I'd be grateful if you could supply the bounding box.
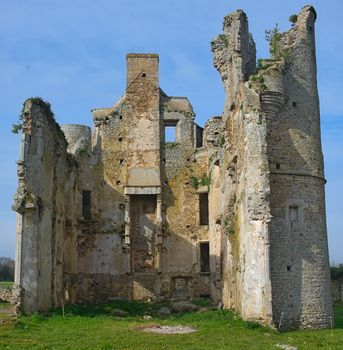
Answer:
[0,301,342,349]
[0,281,13,289]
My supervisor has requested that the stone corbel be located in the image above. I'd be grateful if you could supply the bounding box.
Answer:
[12,190,39,214]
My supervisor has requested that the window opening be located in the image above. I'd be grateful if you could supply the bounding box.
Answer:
[199,193,209,226]
[200,242,210,273]
[82,190,91,219]
[165,125,176,142]
[196,128,203,148]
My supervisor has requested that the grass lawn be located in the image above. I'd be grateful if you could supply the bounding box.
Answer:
[0,301,342,350]
[0,282,13,289]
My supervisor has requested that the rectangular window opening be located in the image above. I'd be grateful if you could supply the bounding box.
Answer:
[196,128,203,148]
[82,190,91,220]
[289,206,299,223]
[200,242,210,273]
[199,193,209,226]
[165,125,176,143]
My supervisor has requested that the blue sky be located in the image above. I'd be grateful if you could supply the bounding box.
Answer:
[1,0,342,263]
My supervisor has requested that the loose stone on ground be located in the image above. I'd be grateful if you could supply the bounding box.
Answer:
[157,307,171,317]
[275,344,298,350]
[170,301,200,313]
[110,309,129,317]
[140,325,197,334]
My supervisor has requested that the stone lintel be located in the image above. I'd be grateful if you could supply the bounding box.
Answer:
[124,186,161,195]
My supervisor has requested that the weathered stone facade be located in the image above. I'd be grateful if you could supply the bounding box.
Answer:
[13,6,332,330]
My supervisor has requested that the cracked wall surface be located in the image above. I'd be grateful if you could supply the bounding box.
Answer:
[13,5,332,330]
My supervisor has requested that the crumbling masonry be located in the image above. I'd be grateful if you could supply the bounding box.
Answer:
[13,6,333,329]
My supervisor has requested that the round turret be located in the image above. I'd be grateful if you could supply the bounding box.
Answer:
[60,124,91,155]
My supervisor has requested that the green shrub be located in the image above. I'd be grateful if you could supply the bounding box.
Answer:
[289,14,298,26]
[256,58,264,70]
[219,136,225,147]
[245,320,261,329]
[11,124,22,134]
[190,176,200,190]
[218,34,229,47]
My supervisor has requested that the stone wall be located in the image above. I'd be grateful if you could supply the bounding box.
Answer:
[126,54,161,187]
[0,285,22,313]
[263,6,332,330]
[210,5,332,329]
[0,288,12,303]
[211,9,272,325]
[22,54,213,305]
[13,98,77,314]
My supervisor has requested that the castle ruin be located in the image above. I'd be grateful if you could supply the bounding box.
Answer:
[12,6,333,329]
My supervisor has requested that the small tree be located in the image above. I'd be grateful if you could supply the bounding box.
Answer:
[265,24,282,59]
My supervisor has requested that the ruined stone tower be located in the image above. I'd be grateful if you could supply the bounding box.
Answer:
[13,5,332,330]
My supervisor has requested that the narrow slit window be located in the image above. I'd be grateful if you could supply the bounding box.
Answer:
[82,190,91,219]
[200,242,210,273]
[165,126,176,142]
[199,193,209,226]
